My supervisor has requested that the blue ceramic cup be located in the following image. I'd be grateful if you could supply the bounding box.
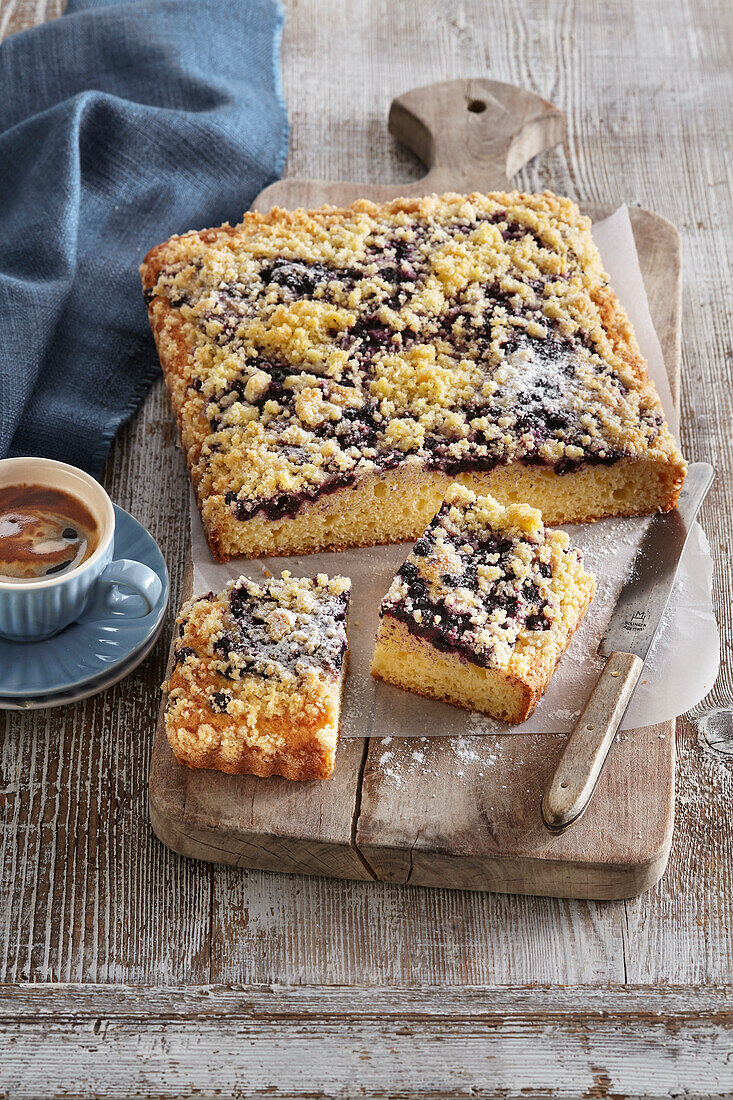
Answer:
[0,458,163,641]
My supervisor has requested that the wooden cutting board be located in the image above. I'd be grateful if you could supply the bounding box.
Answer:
[149,79,681,899]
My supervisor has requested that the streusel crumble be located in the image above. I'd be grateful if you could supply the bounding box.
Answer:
[164,572,350,779]
[370,484,595,723]
[141,191,685,559]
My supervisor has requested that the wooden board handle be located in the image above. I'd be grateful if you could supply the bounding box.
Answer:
[388,79,566,193]
[541,651,644,834]
[252,79,566,211]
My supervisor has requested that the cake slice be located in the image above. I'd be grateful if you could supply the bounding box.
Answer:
[370,484,595,724]
[141,190,685,560]
[164,571,350,779]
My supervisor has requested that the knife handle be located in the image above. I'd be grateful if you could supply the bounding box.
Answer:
[541,651,644,834]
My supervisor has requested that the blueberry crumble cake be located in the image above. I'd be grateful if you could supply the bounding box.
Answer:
[164,572,351,779]
[141,191,685,560]
[370,484,595,724]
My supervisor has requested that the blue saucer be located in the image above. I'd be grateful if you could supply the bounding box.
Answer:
[0,506,169,697]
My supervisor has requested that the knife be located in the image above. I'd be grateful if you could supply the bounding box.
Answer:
[541,461,715,834]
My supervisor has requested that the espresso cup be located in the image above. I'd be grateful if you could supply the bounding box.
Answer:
[0,457,163,641]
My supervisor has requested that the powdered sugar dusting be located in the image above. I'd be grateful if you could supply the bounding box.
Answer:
[369,735,501,790]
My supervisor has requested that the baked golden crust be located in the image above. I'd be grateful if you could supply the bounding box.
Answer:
[370,613,592,725]
[164,572,351,780]
[370,485,596,724]
[141,190,685,560]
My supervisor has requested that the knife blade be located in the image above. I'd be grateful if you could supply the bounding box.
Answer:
[541,461,715,834]
[599,461,715,659]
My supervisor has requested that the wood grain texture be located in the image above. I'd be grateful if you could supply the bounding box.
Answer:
[150,724,374,882]
[1,983,733,1099]
[0,0,730,1052]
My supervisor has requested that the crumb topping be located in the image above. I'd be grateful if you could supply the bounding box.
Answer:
[167,572,350,721]
[379,483,592,670]
[143,191,677,526]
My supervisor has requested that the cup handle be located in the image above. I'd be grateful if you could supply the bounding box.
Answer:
[78,558,163,622]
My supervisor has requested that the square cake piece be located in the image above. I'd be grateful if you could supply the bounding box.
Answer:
[141,190,685,560]
[164,572,350,780]
[370,484,595,724]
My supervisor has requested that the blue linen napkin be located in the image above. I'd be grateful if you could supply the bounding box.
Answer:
[0,0,288,475]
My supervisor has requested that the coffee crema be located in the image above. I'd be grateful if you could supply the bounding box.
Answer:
[0,485,100,582]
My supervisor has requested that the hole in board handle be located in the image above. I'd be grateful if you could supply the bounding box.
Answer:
[467,99,487,113]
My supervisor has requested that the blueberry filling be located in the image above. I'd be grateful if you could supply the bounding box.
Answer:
[225,467,358,523]
[381,506,553,669]
[346,315,398,357]
[212,581,350,678]
[259,258,357,298]
[210,689,231,713]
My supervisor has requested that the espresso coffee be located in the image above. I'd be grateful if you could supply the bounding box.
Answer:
[0,485,100,582]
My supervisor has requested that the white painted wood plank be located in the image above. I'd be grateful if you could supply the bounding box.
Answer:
[1,984,733,1100]
[211,869,628,985]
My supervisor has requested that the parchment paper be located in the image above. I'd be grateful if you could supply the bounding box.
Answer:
[190,206,719,734]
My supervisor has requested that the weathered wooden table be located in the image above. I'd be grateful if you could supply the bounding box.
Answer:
[1,1,731,1096]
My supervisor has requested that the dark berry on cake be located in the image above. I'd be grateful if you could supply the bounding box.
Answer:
[164,572,351,780]
[371,484,596,724]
